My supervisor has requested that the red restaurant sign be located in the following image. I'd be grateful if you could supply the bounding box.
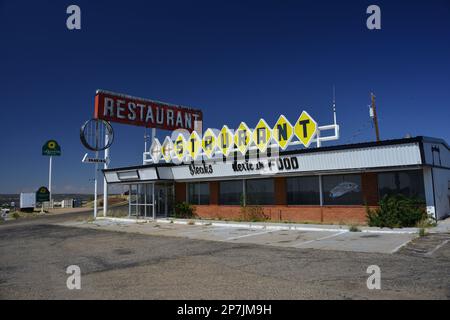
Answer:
[94,90,203,132]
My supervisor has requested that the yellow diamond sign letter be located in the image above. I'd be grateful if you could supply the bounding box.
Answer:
[294,111,317,147]
[202,128,217,159]
[217,125,233,156]
[187,131,202,160]
[272,115,294,150]
[252,119,272,152]
[150,138,162,163]
[174,134,186,162]
[234,122,252,155]
[161,137,173,163]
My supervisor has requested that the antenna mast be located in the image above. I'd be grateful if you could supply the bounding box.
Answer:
[332,85,337,125]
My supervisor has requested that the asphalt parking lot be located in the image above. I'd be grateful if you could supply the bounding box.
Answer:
[61,218,418,254]
[1,212,449,299]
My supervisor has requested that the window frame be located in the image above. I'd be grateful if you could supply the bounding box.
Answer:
[245,178,275,206]
[187,182,210,205]
[377,170,426,201]
[321,173,363,206]
[286,175,321,206]
[219,180,244,205]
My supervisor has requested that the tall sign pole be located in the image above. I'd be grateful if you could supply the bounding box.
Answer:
[103,131,110,217]
[94,150,99,219]
[48,156,52,205]
[94,120,99,219]
[42,140,61,208]
[80,118,114,220]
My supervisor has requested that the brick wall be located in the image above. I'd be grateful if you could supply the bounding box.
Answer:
[274,177,287,205]
[209,182,219,205]
[175,182,186,203]
[176,174,380,225]
[194,205,375,224]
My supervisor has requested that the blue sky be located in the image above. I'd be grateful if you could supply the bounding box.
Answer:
[0,0,449,194]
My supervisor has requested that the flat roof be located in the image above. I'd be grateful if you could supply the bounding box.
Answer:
[104,136,449,173]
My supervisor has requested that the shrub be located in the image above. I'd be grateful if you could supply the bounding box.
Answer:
[349,225,361,232]
[12,212,20,219]
[174,202,196,219]
[416,216,437,228]
[367,194,427,228]
[236,191,265,221]
[419,228,426,237]
[238,192,269,222]
[240,205,269,222]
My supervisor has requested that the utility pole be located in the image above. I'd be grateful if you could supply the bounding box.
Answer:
[370,92,380,142]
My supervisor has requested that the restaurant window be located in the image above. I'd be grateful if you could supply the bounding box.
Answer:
[188,182,210,205]
[322,174,362,205]
[286,176,320,205]
[246,178,274,205]
[219,180,243,205]
[378,170,425,200]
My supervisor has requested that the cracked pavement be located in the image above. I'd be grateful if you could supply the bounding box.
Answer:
[0,212,449,299]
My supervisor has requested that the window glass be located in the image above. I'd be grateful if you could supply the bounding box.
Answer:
[322,174,362,205]
[286,176,320,205]
[378,170,425,200]
[188,182,210,205]
[246,179,274,205]
[219,180,243,205]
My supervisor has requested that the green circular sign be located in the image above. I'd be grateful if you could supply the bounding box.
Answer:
[42,140,61,156]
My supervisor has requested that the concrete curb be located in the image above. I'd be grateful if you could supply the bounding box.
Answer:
[95,216,419,234]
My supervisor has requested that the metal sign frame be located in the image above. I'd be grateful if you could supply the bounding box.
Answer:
[143,109,340,164]
[93,89,203,132]
[80,118,114,219]
[80,119,114,151]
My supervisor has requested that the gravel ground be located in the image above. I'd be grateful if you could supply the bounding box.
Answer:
[0,212,449,299]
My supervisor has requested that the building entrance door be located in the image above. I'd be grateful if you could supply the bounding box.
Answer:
[128,183,173,219]
[128,183,153,219]
[154,183,174,217]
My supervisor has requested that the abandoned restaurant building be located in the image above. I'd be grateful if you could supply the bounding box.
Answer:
[97,91,450,225]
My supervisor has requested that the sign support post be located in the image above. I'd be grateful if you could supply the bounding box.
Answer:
[94,118,99,219]
[48,156,52,208]
[80,118,114,221]
[103,132,110,217]
[42,140,61,209]
[94,150,99,219]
